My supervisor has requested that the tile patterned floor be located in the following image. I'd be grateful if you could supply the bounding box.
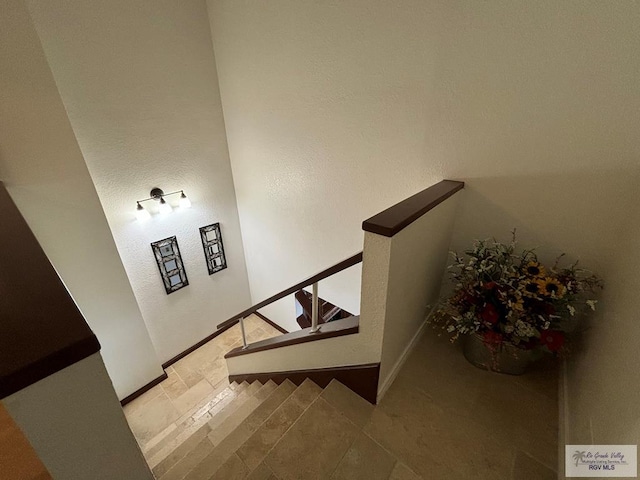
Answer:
[123,317,558,479]
[123,314,283,453]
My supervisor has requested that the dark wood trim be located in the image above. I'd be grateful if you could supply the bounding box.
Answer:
[0,182,101,400]
[229,363,380,404]
[217,252,362,330]
[225,316,359,359]
[120,371,168,406]
[162,321,236,369]
[254,311,289,334]
[362,180,464,237]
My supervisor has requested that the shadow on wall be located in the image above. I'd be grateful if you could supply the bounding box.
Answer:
[565,198,640,446]
[449,167,640,274]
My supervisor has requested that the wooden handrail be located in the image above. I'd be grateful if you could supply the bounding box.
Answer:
[217,251,363,330]
[362,180,464,237]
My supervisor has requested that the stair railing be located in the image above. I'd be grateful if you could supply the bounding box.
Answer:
[217,252,363,348]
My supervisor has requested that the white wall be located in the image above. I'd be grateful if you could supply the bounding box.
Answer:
[0,0,163,400]
[207,0,639,329]
[377,194,461,396]
[27,0,252,363]
[564,199,640,447]
[3,354,154,480]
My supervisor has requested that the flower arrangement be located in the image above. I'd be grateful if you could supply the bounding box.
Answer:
[430,231,603,354]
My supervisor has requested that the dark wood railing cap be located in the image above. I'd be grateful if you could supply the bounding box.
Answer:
[0,183,100,399]
[362,180,464,237]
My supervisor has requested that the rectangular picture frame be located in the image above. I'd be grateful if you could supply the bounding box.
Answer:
[150,235,189,294]
[200,222,227,275]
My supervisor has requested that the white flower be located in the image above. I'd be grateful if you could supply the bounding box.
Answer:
[504,325,514,334]
[567,305,576,316]
[586,300,597,311]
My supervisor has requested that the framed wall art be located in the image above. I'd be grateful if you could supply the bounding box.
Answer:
[199,223,227,275]
[150,236,189,294]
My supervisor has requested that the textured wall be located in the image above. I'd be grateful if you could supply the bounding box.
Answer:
[27,0,252,363]
[0,0,163,399]
[208,0,638,327]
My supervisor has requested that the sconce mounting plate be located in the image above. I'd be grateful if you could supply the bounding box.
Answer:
[150,188,164,200]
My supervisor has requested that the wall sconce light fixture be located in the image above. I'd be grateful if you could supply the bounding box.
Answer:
[135,187,191,220]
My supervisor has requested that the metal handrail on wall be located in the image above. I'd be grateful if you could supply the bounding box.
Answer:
[217,252,363,348]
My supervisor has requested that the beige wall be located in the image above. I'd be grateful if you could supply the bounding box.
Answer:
[565,200,640,447]
[377,194,461,397]
[27,0,252,363]
[0,0,163,399]
[3,354,153,480]
[207,0,639,330]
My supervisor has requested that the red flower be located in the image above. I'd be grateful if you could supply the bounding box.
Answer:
[483,331,503,345]
[480,303,500,324]
[483,281,497,290]
[540,330,565,352]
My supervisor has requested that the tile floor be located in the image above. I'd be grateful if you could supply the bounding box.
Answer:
[123,314,283,454]
[123,317,559,479]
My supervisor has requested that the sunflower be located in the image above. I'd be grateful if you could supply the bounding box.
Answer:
[524,261,546,278]
[520,280,541,298]
[537,277,565,298]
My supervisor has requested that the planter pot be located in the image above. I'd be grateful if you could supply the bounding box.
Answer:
[463,333,536,375]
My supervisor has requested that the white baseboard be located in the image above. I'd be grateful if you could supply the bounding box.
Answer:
[376,318,430,403]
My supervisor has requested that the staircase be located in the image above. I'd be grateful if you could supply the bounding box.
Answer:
[143,378,385,480]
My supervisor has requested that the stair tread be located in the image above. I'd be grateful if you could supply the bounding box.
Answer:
[206,381,271,447]
[236,379,322,471]
[184,380,297,480]
[145,384,248,469]
[147,382,249,470]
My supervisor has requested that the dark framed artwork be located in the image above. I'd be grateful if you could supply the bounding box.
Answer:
[200,223,227,275]
[150,236,189,294]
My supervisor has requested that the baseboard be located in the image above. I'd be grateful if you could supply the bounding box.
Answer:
[120,371,168,406]
[254,311,289,334]
[161,321,236,369]
[229,363,380,404]
[377,318,430,403]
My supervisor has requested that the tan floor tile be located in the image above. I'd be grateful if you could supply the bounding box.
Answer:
[160,435,214,480]
[237,380,322,470]
[210,453,250,480]
[364,385,513,479]
[152,423,211,478]
[321,379,374,428]
[247,463,276,480]
[330,432,396,480]
[512,450,557,480]
[471,373,558,469]
[170,379,215,416]
[253,380,277,401]
[389,462,422,480]
[142,422,178,455]
[265,398,360,480]
[162,367,190,400]
[126,391,180,446]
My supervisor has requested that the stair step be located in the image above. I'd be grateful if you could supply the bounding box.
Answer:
[207,381,275,448]
[146,383,248,470]
[183,380,297,480]
[157,381,262,480]
[258,383,363,479]
[236,379,322,471]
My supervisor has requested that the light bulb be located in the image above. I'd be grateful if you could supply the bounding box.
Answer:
[158,197,172,214]
[179,192,191,209]
[135,203,151,221]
